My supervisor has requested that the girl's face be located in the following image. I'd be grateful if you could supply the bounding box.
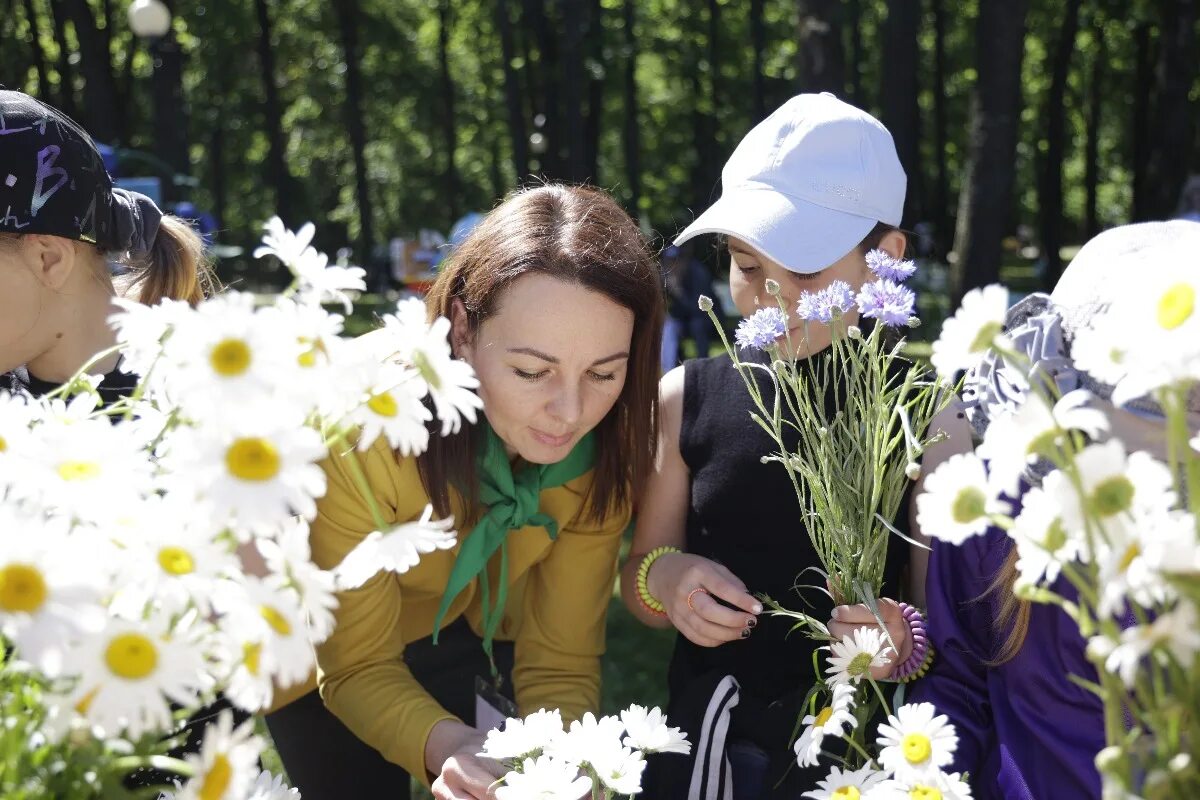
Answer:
[727,235,900,358]
[453,272,635,464]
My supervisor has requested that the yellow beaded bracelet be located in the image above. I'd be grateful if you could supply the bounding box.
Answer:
[636,546,680,616]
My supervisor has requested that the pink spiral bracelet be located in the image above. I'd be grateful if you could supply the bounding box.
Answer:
[894,602,934,682]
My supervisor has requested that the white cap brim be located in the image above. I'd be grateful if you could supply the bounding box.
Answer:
[674,186,879,274]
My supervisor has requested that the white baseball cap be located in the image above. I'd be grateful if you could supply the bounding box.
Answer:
[675,92,906,274]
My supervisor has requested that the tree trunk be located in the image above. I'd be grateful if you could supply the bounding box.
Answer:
[583,0,604,183]
[48,0,78,118]
[496,0,529,182]
[690,1,720,210]
[1037,0,1082,287]
[845,0,863,106]
[750,0,768,121]
[931,0,951,255]
[1131,23,1154,222]
[252,0,296,223]
[950,0,1029,302]
[562,0,585,182]
[1084,22,1105,240]
[523,0,561,178]
[880,0,922,228]
[333,0,375,278]
[1144,0,1198,219]
[795,0,845,94]
[63,0,122,142]
[150,32,191,196]
[621,0,642,217]
[437,0,459,223]
[21,0,52,98]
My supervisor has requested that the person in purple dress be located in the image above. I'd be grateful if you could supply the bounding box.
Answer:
[835,221,1200,799]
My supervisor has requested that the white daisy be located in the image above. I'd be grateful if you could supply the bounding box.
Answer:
[109,296,192,379]
[65,612,212,739]
[246,770,301,800]
[0,390,34,490]
[876,702,959,784]
[930,284,1010,378]
[795,682,858,766]
[262,297,352,418]
[590,745,647,796]
[380,299,483,435]
[866,770,973,800]
[1093,508,1189,617]
[804,763,886,800]
[163,414,327,535]
[210,626,276,713]
[1008,477,1087,589]
[292,247,367,313]
[333,504,458,590]
[173,710,264,800]
[341,361,432,455]
[978,389,1109,495]
[0,510,105,675]
[1070,313,1130,388]
[825,627,893,687]
[546,712,628,766]
[255,517,339,641]
[1099,602,1200,686]
[1060,442,1175,539]
[480,708,565,761]
[254,216,316,270]
[497,756,593,800]
[916,453,1008,545]
[215,576,315,689]
[620,704,691,755]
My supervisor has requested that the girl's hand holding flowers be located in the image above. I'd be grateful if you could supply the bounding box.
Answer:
[827,598,912,680]
[647,552,763,647]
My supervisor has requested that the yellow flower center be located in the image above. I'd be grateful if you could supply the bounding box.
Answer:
[0,563,48,613]
[0,434,7,452]
[832,787,861,800]
[157,546,196,576]
[1156,283,1195,330]
[225,438,281,482]
[260,604,292,636]
[243,642,262,676]
[951,487,987,524]
[104,633,159,680]
[412,350,441,390]
[847,652,875,677]
[210,338,252,377]
[909,787,943,800]
[1042,518,1068,552]
[1118,543,1141,573]
[969,321,1004,353]
[56,460,101,481]
[367,392,399,417]
[814,706,834,727]
[198,753,233,800]
[298,348,318,368]
[902,732,933,764]
[1090,476,1134,517]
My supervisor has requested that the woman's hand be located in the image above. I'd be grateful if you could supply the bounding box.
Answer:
[647,552,762,647]
[827,598,912,680]
[427,720,505,800]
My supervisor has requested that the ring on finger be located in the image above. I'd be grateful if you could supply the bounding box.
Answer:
[686,587,708,611]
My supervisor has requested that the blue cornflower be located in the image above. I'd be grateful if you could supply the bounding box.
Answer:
[735,307,788,350]
[815,280,856,323]
[856,279,916,326]
[795,291,822,322]
[865,249,917,282]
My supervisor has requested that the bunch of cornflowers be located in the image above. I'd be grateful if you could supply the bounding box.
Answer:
[917,274,1200,799]
[0,218,481,797]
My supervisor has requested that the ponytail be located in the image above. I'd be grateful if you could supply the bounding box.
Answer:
[984,548,1032,665]
[120,215,220,306]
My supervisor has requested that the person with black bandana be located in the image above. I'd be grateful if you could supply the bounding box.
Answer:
[0,88,226,787]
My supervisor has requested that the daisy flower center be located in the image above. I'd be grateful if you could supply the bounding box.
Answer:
[832,788,861,800]
[0,435,8,452]
[367,392,399,418]
[198,753,233,800]
[901,732,933,764]
[0,563,47,613]
[260,604,293,636]
[909,787,942,800]
[1026,429,1059,459]
[56,460,102,481]
[412,350,442,390]
[848,652,875,678]
[298,348,319,368]
[157,546,196,576]
[1090,476,1134,517]
[1156,283,1194,330]
[951,487,987,524]
[210,338,252,377]
[225,438,281,482]
[1042,518,1068,553]
[243,642,262,676]
[104,632,159,680]
[815,706,834,727]
[969,321,1004,353]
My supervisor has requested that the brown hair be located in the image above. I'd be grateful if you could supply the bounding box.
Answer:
[857,221,907,256]
[986,548,1031,664]
[419,184,664,522]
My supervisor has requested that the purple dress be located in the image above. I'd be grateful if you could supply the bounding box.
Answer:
[909,525,1105,799]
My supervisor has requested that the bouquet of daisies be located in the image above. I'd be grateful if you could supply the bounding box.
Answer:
[480,705,691,799]
[701,250,950,613]
[0,219,480,798]
[916,272,1200,799]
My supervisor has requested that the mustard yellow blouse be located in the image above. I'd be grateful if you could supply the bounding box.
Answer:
[307,435,629,782]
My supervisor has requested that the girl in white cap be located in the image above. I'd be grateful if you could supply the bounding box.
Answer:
[621,93,964,798]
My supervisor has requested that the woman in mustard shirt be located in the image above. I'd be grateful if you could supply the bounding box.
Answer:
[268,185,664,800]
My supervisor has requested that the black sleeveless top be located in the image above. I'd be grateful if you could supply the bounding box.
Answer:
[663,348,910,791]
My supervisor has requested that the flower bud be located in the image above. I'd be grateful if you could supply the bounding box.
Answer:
[698,295,714,312]
[905,462,921,481]
[907,316,921,328]
[764,279,781,296]
[772,359,788,373]
[1169,753,1192,773]
[1094,746,1122,773]
[847,325,862,340]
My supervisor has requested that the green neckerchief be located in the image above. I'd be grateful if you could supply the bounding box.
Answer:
[431,422,596,681]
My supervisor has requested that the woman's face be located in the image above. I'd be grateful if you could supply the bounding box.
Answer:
[454,272,635,464]
[0,238,51,374]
